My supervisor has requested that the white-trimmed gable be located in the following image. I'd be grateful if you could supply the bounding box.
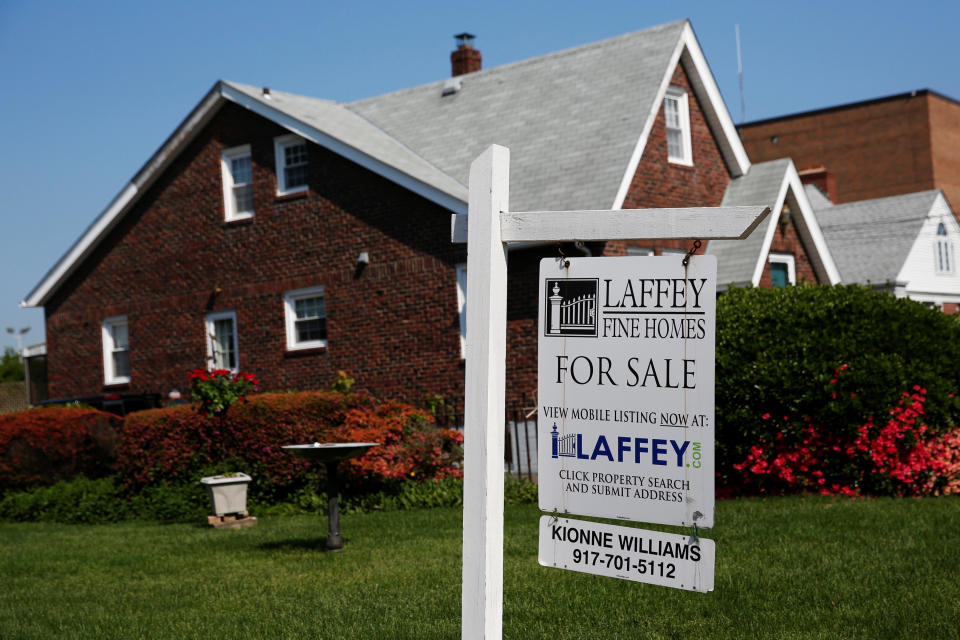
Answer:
[896,193,960,304]
[751,163,840,287]
[708,159,840,288]
[611,21,751,209]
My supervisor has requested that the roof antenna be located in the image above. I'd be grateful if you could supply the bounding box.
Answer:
[736,24,746,123]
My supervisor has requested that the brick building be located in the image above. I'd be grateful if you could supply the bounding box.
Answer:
[739,90,960,211]
[22,21,836,405]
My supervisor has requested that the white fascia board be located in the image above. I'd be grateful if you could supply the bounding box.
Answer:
[22,182,139,308]
[749,174,791,286]
[611,22,751,210]
[611,32,687,209]
[21,84,227,308]
[784,163,842,285]
[219,85,467,215]
[677,23,751,178]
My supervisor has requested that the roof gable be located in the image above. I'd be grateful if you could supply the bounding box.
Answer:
[349,20,750,213]
[707,159,840,287]
[815,190,942,284]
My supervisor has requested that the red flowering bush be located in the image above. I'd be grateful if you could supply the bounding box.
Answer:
[187,368,259,416]
[117,391,462,500]
[332,402,463,483]
[731,363,960,497]
[0,407,122,491]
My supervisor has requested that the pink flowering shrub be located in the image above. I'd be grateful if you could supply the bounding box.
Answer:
[731,363,960,496]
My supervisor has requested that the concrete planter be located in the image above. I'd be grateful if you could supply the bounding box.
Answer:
[200,473,251,516]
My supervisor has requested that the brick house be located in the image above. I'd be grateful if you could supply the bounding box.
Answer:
[739,90,960,212]
[22,20,836,405]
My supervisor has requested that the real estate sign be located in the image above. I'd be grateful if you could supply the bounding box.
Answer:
[537,255,716,528]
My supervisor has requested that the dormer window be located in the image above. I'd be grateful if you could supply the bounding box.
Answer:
[221,145,254,221]
[274,134,309,195]
[936,222,954,274]
[664,87,692,165]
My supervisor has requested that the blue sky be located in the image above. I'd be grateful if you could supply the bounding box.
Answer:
[1,0,958,352]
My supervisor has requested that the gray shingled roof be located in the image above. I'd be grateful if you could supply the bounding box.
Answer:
[224,22,686,214]
[803,183,833,209]
[813,191,939,284]
[707,159,791,286]
[224,82,468,202]
[348,21,685,212]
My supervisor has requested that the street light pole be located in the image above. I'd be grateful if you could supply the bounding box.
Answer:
[5,327,30,354]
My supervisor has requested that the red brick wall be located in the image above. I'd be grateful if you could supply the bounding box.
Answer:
[606,62,732,257]
[45,102,469,404]
[929,94,960,212]
[740,94,938,205]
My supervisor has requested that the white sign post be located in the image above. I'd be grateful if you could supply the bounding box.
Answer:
[455,144,768,639]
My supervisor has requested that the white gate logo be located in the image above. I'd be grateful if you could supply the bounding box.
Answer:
[544,278,598,337]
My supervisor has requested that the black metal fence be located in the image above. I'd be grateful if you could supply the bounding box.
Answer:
[434,394,538,482]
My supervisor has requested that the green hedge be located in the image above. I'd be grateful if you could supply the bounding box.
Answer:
[716,284,960,490]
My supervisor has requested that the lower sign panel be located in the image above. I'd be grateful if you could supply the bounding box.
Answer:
[538,516,715,593]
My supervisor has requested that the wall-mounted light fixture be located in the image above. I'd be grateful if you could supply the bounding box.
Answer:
[357,251,370,265]
[778,204,792,236]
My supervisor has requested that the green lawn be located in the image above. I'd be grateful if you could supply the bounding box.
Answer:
[1,496,958,639]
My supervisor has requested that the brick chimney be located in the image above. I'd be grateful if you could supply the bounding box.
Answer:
[798,165,837,203]
[451,33,481,76]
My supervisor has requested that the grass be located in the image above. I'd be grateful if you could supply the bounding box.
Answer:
[1,496,958,639]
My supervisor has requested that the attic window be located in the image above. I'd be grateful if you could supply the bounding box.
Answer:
[274,134,309,196]
[664,86,692,165]
[936,222,954,274]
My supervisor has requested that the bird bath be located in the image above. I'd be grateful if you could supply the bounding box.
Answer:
[282,442,379,551]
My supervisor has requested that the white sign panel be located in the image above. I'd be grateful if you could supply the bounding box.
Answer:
[538,516,715,592]
[538,256,715,528]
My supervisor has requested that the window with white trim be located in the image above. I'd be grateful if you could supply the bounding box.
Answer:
[284,287,327,350]
[102,316,130,385]
[456,264,467,358]
[206,310,239,371]
[274,134,309,195]
[221,144,254,220]
[935,222,954,274]
[626,246,654,256]
[769,253,796,288]
[664,87,692,165]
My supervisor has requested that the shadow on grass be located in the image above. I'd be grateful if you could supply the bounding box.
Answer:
[257,537,350,552]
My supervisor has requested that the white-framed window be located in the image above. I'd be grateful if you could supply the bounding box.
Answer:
[769,253,796,288]
[935,222,954,274]
[221,144,254,221]
[456,264,467,358]
[206,310,239,372]
[626,246,655,256]
[283,287,327,350]
[102,316,130,385]
[664,86,693,165]
[274,134,309,195]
